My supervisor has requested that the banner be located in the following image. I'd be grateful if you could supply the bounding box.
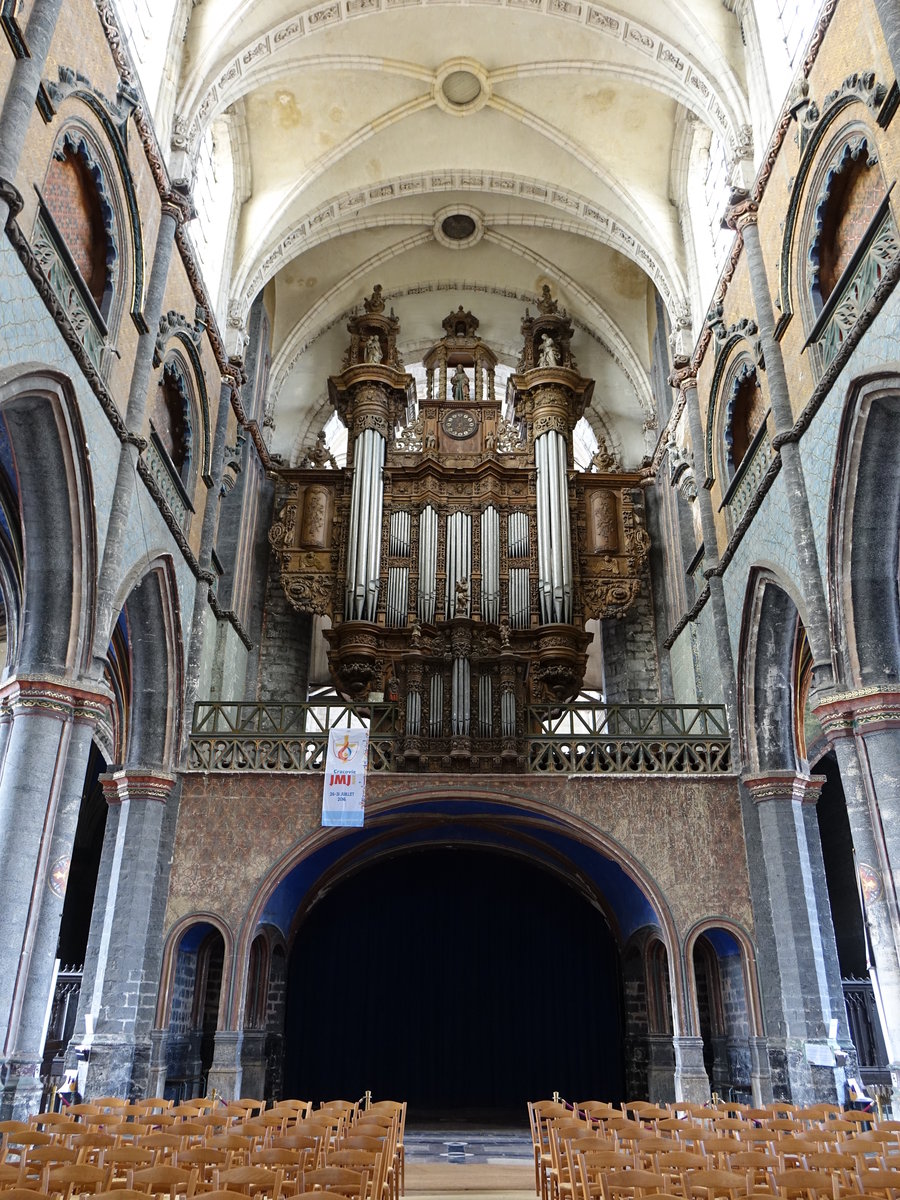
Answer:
[322,727,369,827]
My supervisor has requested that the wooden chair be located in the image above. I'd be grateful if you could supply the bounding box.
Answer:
[45,1162,112,1200]
[176,1147,233,1192]
[852,1169,900,1198]
[680,1167,751,1200]
[214,1166,284,1200]
[106,1146,157,1188]
[600,1168,668,1200]
[131,1165,199,1200]
[18,1144,80,1189]
[771,1168,838,1200]
[249,1149,312,1197]
[531,1102,572,1200]
[300,1166,367,1200]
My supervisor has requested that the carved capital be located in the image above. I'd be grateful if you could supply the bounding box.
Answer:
[813,686,900,736]
[100,767,177,806]
[723,189,759,232]
[0,675,112,724]
[742,770,825,805]
[667,356,697,395]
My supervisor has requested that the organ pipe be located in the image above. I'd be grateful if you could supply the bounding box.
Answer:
[429,674,443,737]
[535,429,572,623]
[345,428,386,621]
[418,505,438,622]
[386,566,409,627]
[445,512,472,617]
[406,689,421,735]
[452,655,470,734]
[481,506,500,623]
[479,674,493,737]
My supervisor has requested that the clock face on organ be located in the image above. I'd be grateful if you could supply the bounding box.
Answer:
[442,409,478,439]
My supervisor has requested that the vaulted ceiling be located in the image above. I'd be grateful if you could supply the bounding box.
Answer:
[175,0,754,466]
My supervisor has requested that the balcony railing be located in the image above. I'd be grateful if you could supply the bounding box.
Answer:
[189,699,732,775]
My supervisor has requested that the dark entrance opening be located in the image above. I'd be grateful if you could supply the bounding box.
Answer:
[284,846,623,1113]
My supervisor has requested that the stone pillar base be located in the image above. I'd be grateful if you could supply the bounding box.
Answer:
[673,1036,711,1103]
[646,1035,676,1103]
[0,1058,44,1120]
[83,1038,137,1101]
[206,1031,243,1102]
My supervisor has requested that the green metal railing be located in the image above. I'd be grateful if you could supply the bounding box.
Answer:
[189,699,732,775]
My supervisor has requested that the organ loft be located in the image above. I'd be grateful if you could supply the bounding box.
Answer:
[269,286,652,770]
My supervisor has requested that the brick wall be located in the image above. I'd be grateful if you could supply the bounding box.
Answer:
[43,148,107,307]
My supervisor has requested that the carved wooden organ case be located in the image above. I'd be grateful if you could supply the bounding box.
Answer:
[269,288,650,770]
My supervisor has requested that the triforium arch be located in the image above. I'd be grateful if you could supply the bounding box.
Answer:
[829,370,900,689]
[683,919,765,1102]
[739,568,810,773]
[0,366,95,678]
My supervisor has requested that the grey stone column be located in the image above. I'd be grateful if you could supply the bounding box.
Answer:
[724,196,833,685]
[673,1036,711,1103]
[79,768,176,1100]
[748,1035,774,1106]
[91,192,191,667]
[670,362,739,745]
[0,686,110,1118]
[0,0,65,224]
[646,1034,676,1103]
[872,0,900,91]
[181,373,241,755]
[0,678,99,1089]
[742,771,847,1103]
[0,699,13,778]
[206,1031,244,1102]
[814,690,900,1093]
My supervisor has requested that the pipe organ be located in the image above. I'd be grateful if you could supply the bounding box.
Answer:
[269,286,651,770]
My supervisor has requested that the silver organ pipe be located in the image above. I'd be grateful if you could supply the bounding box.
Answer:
[452,655,471,735]
[445,511,472,617]
[479,673,493,737]
[535,429,572,623]
[429,673,443,737]
[417,504,438,622]
[389,510,411,556]
[509,568,530,629]
[406,689,421,735]
[508,512,529,559]
[345,427,386,621]
[480,506,500,623]
[501,688,516,738]
[386,567,409,627]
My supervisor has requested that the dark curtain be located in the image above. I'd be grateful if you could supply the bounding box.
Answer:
[284,846,623,1112]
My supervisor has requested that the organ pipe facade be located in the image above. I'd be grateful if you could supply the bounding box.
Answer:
[269,287,651,769]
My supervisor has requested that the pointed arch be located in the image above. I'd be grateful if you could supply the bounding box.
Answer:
[0,365,97,677]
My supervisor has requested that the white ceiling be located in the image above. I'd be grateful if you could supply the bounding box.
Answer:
[175,0,755,466]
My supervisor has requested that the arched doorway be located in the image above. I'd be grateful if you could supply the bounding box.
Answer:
[284,846,624,1113]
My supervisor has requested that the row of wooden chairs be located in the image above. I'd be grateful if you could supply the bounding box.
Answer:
[0,1097,406,1200]
[529,1099,900,1200]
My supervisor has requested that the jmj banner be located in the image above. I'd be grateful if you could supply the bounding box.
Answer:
[322,727,369,827]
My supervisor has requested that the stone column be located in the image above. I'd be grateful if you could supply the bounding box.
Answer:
[872,0,900,92]
[182,372,241,752]
[669,362,739,743]
[742,771,848,1103]
[748,1035,774,1106]
[724,195,833,685]
[0,684,109,1118]
[0,678,104,1095]
[0,0,65,224]
[646,1034,676,1103]
[91,192,192,665]
[207,1031,244,1102]
[673,1036,711,1103]
[79,768,176,1099]
[814,689,900,1092]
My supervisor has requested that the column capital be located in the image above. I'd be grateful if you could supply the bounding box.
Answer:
[813,686,900,737]
[742,770,826,805]
[667,356,698,395]
[100,767,177,806]
[723,188,759,232]
[0,674,113,723]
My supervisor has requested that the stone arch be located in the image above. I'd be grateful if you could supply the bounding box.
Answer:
[739,569,807,774]
[0,366,96,677]
[43,86,147,326]
[113,557,184,768]
[684,920,763,1102]
[229,789,687,1036]
[154,913,235,1033]
[829,370,900,688]
[706,343,767,486]
[777,75,890,339]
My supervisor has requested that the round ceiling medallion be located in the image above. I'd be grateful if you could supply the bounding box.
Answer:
[442,70,482,106]
[434,59,492,116]
[434,205,485,250]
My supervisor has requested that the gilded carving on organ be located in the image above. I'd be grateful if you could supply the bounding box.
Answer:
[301,486,328,547]
[590,490,619,553]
